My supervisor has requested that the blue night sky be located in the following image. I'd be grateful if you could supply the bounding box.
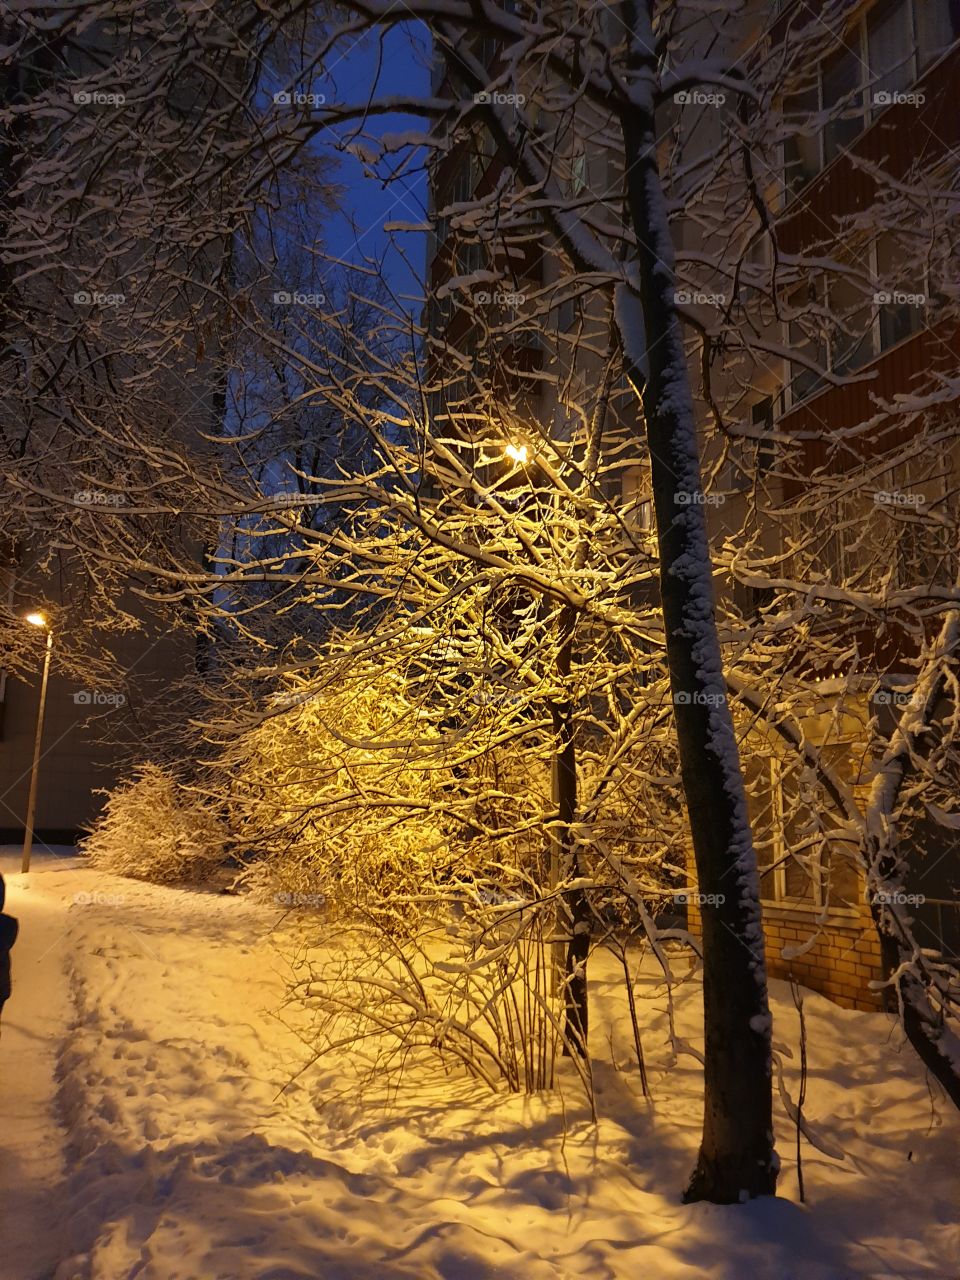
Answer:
[319,24,431,307]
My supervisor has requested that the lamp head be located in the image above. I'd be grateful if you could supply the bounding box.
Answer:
[25,612,48,628]
[504,443,529,466]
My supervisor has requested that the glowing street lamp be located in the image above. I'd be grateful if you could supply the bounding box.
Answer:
[22,611,54,874]
[504,442,529,466]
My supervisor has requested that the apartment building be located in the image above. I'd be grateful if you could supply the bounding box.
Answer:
[694,0,960,1009]
[424,0,960,1010]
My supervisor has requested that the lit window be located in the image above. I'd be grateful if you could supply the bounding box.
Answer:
[571,148,587,195]
[621,466,653,532]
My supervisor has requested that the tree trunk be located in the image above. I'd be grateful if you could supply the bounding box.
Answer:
[552,603,590,1056]
[861,611,960,1108]
[876,930,960,1110]
[731,664,960,1109]
[617,0,777,1204]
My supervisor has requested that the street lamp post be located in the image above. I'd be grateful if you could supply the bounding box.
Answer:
[22,612,53,874]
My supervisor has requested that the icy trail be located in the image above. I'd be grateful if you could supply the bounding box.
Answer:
[0,849,73,1280]
[0,849,957,1279]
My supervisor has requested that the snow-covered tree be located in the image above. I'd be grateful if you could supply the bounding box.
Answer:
[7,0,960,1203]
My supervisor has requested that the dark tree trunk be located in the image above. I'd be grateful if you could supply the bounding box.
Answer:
[862,643,960,1110]
[547,341,615,1061]
[617,0,777,1204]
[732,668,960,1109]
[877,927,960,1110]
[435,0,776,1201]
[552,603,590,1056]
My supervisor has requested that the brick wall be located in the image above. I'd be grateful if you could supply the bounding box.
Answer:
[685,897,885,1012]
[761,904,884,1012]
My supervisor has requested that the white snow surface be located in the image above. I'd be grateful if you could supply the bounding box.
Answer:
[1,849,957,1280]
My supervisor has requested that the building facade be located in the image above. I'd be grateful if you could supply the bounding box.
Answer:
[423,0,960,1011]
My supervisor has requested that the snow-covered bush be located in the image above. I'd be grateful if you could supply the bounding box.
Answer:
[288,875,587,1098]
[222,663,475,926]
[81,762,228,884]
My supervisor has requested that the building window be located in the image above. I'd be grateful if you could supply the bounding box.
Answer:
[868,0,916,98]
[788,280,828,405]
[555,295,577,332]
[748,751,860,910]
[875,234,926,351]
[829,255,876,373]
[786,234,928,407]
[917,0,960,66]
[476,34,499,72]
[753,396,776,474]
[782,0,960,199]
[783,84,822,195]
[571,147,587,195]
[821,41,865,163]
[621,466,653,533]
[750,585,777,617]
[895,514,954,591]
[723,437,751,493]
[879,463,955,590]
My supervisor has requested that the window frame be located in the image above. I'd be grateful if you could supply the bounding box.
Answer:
[780,0,955,204]
[785,236,931,410]
[620,465,654,534]
[757,752,861,912]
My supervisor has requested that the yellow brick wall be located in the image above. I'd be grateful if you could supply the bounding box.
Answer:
[685,898,885,1012]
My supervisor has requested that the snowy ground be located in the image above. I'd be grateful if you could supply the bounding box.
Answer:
[0,849,957,1280]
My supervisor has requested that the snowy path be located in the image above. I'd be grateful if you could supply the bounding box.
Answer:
[0,853,957,1280]
[0,849,75,1280]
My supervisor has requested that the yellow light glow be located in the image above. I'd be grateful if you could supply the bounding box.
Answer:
[504,443,529,465]
[25,612,47,627]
